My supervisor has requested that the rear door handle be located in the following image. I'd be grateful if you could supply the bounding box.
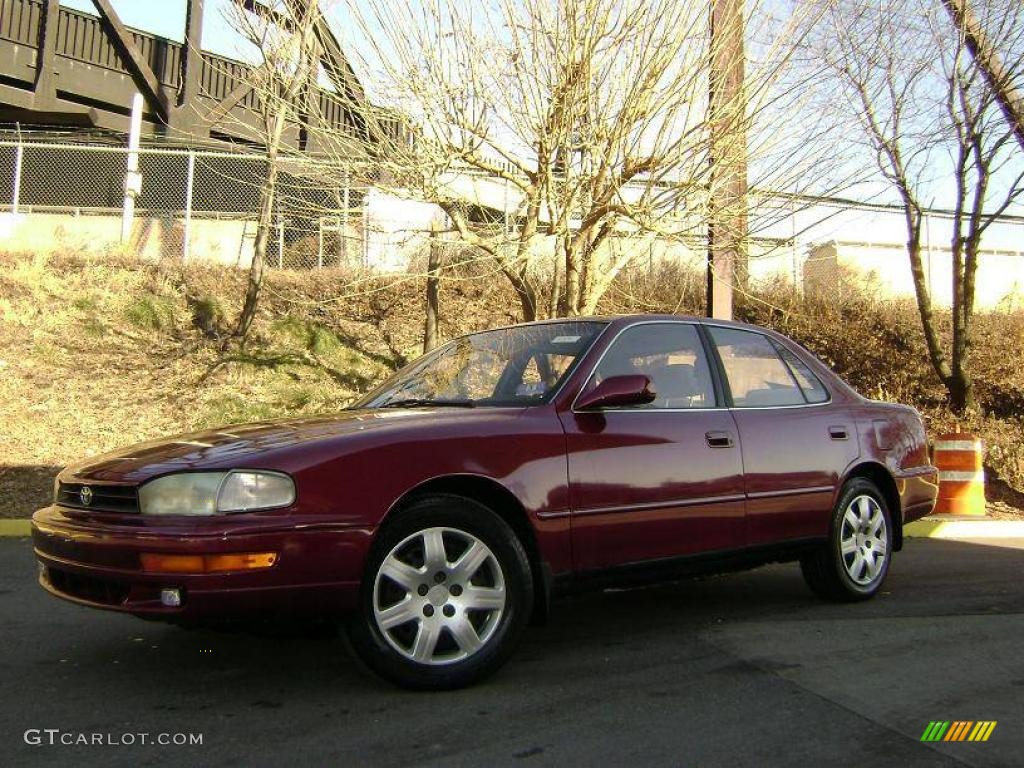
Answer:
[705,431,734,448]
[828,426,849,440]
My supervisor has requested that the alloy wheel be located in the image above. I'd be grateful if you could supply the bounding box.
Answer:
[839,494,888,586]
[372,526,507,666]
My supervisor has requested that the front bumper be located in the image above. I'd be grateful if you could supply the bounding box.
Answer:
[32,506,371,622]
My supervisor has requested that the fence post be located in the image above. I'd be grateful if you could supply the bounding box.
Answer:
[317,219,324,269]
[183,150,195,261]
[12,139,23,214]
[503,178,509,234]
[341,171,350,264]
[790,197,798,288]
[277,213,284,268]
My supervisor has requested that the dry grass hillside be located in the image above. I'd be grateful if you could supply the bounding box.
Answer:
[2,251,1022,518]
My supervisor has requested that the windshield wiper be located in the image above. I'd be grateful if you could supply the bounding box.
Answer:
[378,398,476,408]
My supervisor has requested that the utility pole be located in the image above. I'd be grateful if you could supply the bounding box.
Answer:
[707,0,748,320]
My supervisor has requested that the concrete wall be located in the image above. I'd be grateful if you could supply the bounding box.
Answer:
[0,210,256,266]
[805,241,1024,311]
[363,192,439,272]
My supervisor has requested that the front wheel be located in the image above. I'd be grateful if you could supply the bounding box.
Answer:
[346,494,533,689]
[801,478,893,602]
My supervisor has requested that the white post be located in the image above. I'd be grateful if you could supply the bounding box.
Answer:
[121,93,144,244]
[183,151,195,261]
[12,140,23,214]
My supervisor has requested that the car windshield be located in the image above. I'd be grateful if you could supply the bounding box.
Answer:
[356,321,607,409]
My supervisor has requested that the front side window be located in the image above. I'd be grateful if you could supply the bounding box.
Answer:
[356,321,605,408]
[591,323,716,409]
[708,327,806,407]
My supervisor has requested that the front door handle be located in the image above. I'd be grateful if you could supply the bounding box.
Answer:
[705,431,734,448]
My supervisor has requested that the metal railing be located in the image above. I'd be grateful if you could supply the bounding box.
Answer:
[0,0,368,140]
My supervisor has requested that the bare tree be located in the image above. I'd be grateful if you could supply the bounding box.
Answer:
[821,0,1024,412]
[423,220,442,352]
[319,0,818,321]
[225,0,325,343]
[942,0,1024,154]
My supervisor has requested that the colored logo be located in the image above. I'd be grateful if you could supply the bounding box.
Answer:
[79,486,93,506]
[921,721,997,742]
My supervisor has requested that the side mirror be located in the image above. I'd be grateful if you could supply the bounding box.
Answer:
[576,375,656,410]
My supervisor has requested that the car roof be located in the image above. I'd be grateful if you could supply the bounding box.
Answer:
[507,314,761,330]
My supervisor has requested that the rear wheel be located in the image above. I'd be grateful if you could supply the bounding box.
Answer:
[801,478,892,602]
[347,494,533,689]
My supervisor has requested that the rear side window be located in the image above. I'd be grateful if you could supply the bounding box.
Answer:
[774,344,830,404]
[708,327,805,408]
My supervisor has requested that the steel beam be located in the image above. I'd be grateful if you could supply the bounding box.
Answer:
[33,0,59,105]
[310,12,365,103]
[90,0,170,121]
[236,0,295,33]
[204,80,253,126]
[177,0,206,119]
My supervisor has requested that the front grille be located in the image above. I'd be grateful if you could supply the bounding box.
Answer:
[46,567,130,606]
[57,483,139,514]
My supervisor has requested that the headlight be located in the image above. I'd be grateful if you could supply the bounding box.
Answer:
[138,471,295,516]
[217,471,295,512]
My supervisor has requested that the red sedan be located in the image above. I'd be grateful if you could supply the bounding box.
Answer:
[32,316,938,689]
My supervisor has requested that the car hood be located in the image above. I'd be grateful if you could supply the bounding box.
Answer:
[61,408,498,484]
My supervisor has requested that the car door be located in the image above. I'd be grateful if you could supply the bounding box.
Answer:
[559,322,746,572]
[704,325,860,546]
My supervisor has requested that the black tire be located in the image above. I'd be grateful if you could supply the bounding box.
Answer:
[346,494,533,690]
[800,478,893,602]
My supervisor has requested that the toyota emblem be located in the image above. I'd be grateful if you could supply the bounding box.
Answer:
[79,486,93,506]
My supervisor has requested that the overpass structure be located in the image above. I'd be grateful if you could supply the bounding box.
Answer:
[0,0,393,151]
[0,0,394,268]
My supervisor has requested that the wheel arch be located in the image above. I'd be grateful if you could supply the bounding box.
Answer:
[382,474,551,623]
[841,462,903,551]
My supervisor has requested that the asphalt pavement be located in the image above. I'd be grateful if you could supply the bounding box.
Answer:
[1,536,1021,768]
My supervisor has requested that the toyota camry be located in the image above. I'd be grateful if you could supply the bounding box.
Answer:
[32,315,938,689]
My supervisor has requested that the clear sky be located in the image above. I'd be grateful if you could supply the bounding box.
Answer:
[61,0,247,58]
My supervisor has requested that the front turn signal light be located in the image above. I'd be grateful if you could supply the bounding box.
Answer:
[141,552,278,574]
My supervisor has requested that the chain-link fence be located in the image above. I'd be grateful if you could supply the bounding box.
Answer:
[0,139,367,270]
[3,137,1024,308]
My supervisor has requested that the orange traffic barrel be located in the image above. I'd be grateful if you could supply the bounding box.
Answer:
[933,433,986,515]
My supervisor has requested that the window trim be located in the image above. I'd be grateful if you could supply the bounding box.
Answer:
[571,320,726,413]
[702,322,833,410]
